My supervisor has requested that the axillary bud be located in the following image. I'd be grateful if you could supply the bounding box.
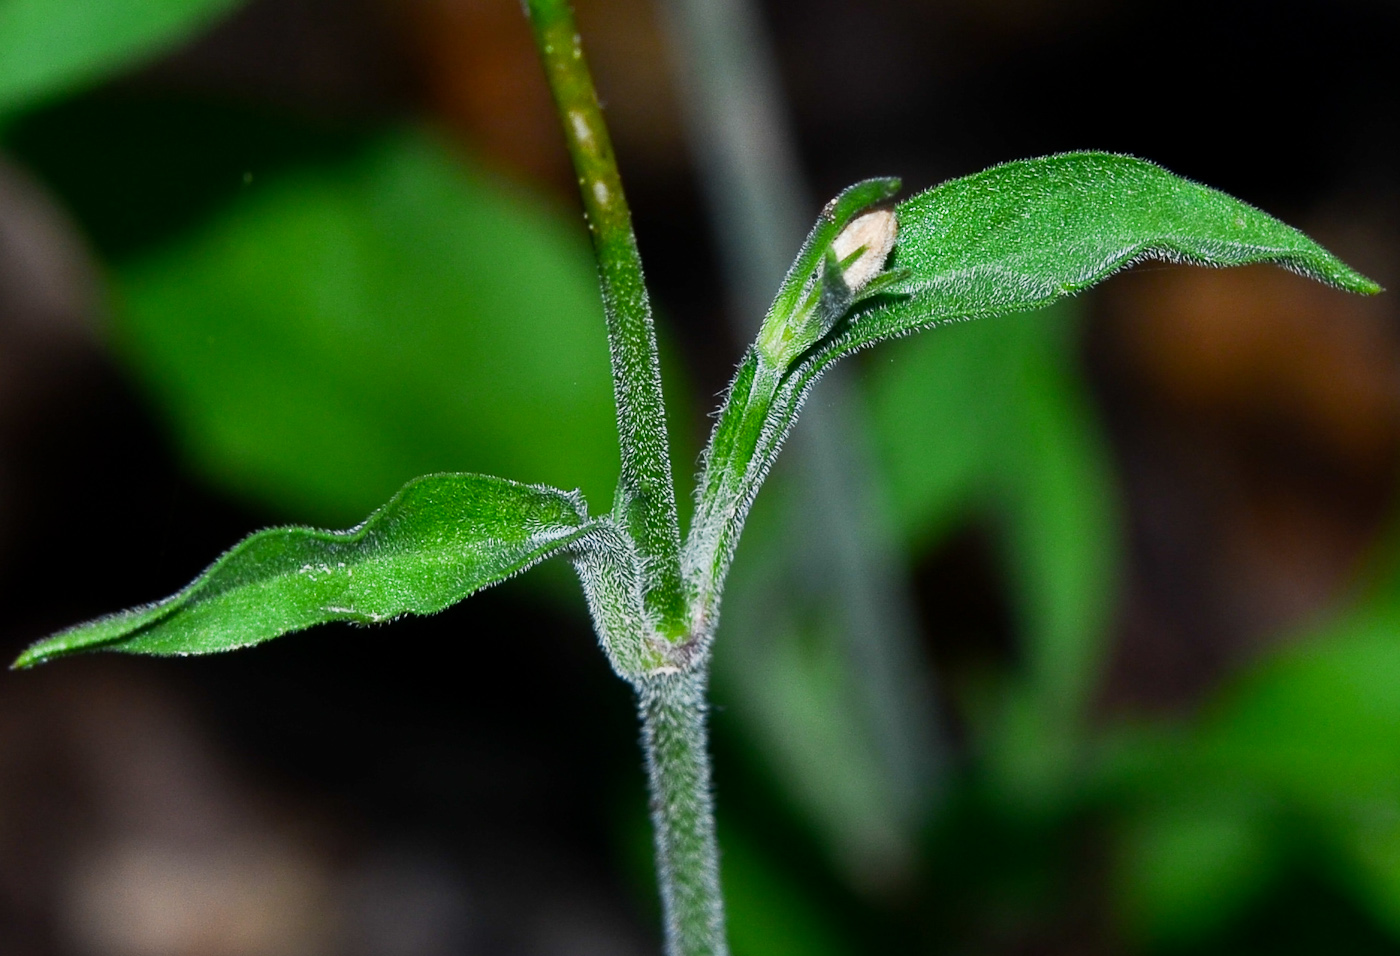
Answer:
[756,204,898,368]
[831,207,897,292]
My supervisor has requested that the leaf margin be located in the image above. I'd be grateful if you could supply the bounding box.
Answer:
[824,151,1381,364]
[13,471,592,668]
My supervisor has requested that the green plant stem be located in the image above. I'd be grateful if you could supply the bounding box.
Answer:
[638,668,728,956]
[524,4,726,952]
[658,0,944,874]
[525,0,685,634]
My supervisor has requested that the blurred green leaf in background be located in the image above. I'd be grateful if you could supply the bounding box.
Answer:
[0,0,245,117]
[0,0,623,527]
[712,298,1119,900]
[1111,579,1400,950]
[111,131,620,524]
[868,299,1121,804]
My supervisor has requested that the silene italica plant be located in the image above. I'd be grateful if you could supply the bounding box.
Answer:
[13,2,1382,954]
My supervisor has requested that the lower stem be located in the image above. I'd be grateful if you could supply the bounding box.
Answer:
[638,666,728,956]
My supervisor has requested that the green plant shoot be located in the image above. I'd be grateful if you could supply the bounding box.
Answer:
[13,2,1380,954]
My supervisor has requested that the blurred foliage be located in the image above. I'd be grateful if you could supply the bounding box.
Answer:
[720,824,860,956]
[0,0,245,117]
[5,94,375,259]
[111,131,620,523]
[868,300,1120,804]
[1107,575,1400,950]
[709,299,1116,900]
[715,465,929,885]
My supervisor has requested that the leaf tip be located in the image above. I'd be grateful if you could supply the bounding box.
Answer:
[1294,257,1384,296]
[11,644,51,670]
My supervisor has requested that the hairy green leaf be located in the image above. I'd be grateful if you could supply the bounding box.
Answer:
[754,177,901,367]
[0,0,244,116]
[684,180,905,620]
[828,152,1379,360]
[692,152,1377,630]
[13,474,590,667]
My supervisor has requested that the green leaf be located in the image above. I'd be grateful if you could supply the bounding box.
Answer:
[13,473,590,667]
[0,0,244,117]
[112,131,620,525]
[686,178,904,618]
[868,301,1120,801]
[1107,593,1400,941]
[2,95,374,260]
[826,152,1379,362]
[1115,790,1278,946]
[691,153,1376,630]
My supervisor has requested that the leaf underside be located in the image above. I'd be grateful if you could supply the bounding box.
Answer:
[14,474,589,667]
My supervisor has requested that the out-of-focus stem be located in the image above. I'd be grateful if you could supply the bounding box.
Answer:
[524,0,686,636]
[656,0,944,879]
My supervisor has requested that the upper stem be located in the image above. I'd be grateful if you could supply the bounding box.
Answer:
[525,0,686,635]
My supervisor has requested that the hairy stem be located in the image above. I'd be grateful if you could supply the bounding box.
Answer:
[525,0,686,635]
[638,668,728,956]
[524,6,726,953]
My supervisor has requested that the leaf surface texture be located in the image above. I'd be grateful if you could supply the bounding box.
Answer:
[15,474,589,666]
[828,152,1379,360]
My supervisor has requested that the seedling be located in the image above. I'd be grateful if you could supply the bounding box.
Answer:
[14,1,1379,954]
